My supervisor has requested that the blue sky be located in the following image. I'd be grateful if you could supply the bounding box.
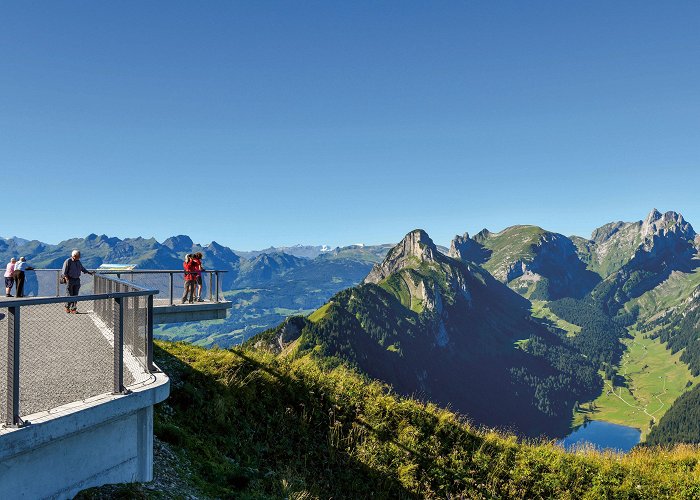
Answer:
[2,2,699,250]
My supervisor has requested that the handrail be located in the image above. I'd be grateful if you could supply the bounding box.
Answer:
[18,268,228,305]
[0,289,156,308]
[29,269,229,274]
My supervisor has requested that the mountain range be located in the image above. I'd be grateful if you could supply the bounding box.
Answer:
[250,209,700,443]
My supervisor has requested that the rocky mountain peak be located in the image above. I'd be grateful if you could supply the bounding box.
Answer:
[641,209,695,240]
[364,229,440,284]
[449,233,469,259]
[473,229,491,244]
[163,235,194,253]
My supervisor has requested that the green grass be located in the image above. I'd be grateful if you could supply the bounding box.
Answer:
[143,340,700,499]
[480,226,546,278]
[572,326,700,439]
[378,271,425,314]
[308,302,331,323]
[530,300,581,337]
[625,269,700,320]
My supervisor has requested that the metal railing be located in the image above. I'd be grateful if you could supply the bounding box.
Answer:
[95,270,226,305]
[1,274,157,428]
[16,269,227,306]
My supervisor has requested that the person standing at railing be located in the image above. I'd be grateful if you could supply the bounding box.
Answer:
[61,249,95,313]
[4,257,16,297]
[12,257,34,298]
[193,251,205,302]
[182,254,197,303]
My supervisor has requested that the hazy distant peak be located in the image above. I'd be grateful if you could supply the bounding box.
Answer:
[163,235,194,252]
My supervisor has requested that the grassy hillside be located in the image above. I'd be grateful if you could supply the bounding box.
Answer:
[84,341,700,498]
[479,225,546,278]
[530,300,581,337]
[625,269,700,320]
[572,325,699,439]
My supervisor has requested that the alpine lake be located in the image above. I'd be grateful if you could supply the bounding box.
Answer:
[559,421,641,453]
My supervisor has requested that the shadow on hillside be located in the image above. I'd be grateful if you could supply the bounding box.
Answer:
[154,344,435,498]
[230,349,486,484]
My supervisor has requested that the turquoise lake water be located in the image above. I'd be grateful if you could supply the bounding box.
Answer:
[559,420,641,453]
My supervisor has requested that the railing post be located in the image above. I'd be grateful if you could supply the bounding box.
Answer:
[113,296,126,394]
[6,306,25,427]
[169,272,174,306]
[215,271,220,302]
[209,272,213,302]
[56,270,60,297]
[95,276,101,317]
[146,294,155,372]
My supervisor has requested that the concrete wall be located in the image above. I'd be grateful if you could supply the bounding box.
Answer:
[0,371,169,500]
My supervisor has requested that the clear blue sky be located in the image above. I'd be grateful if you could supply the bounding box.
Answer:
[2,2,699,250]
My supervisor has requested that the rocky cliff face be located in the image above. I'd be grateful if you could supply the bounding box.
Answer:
[587,209,699,314]
[580,209,697,279]
[364,229,441,284]
[448,232,491,264]
[638,209,696,258]
[364,229,482,348]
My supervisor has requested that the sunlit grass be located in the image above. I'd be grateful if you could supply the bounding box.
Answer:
[152,340,700,498]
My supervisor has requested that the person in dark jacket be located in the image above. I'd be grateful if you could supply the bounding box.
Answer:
[12,257,34,298]
[61,250,95,313]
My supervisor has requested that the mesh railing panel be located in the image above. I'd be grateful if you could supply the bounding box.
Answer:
[20,270,96,298]
[94,276,150,386]
[0,317,6,424]
[1,274,154,425]
[19,269,222,303]
[102,271,220,303]
[15,302,113,419]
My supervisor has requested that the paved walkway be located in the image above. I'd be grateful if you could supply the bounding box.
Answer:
[0,302,149,424]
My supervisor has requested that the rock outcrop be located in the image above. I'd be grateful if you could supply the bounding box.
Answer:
[364,229,440,284]
[449,232,491,264]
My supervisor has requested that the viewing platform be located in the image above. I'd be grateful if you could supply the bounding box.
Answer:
[0,269,231,499]
[9,268,232,324]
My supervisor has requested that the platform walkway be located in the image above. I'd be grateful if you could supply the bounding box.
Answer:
[0,302,150,426]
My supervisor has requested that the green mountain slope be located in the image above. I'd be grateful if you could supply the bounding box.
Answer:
[81,340,700,498]
[647,384,700,446]
[577,210,699,315]
[450,226,599,300]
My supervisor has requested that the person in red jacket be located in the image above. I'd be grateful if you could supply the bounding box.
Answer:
[182,254,197,304]
[192,252,205,302]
